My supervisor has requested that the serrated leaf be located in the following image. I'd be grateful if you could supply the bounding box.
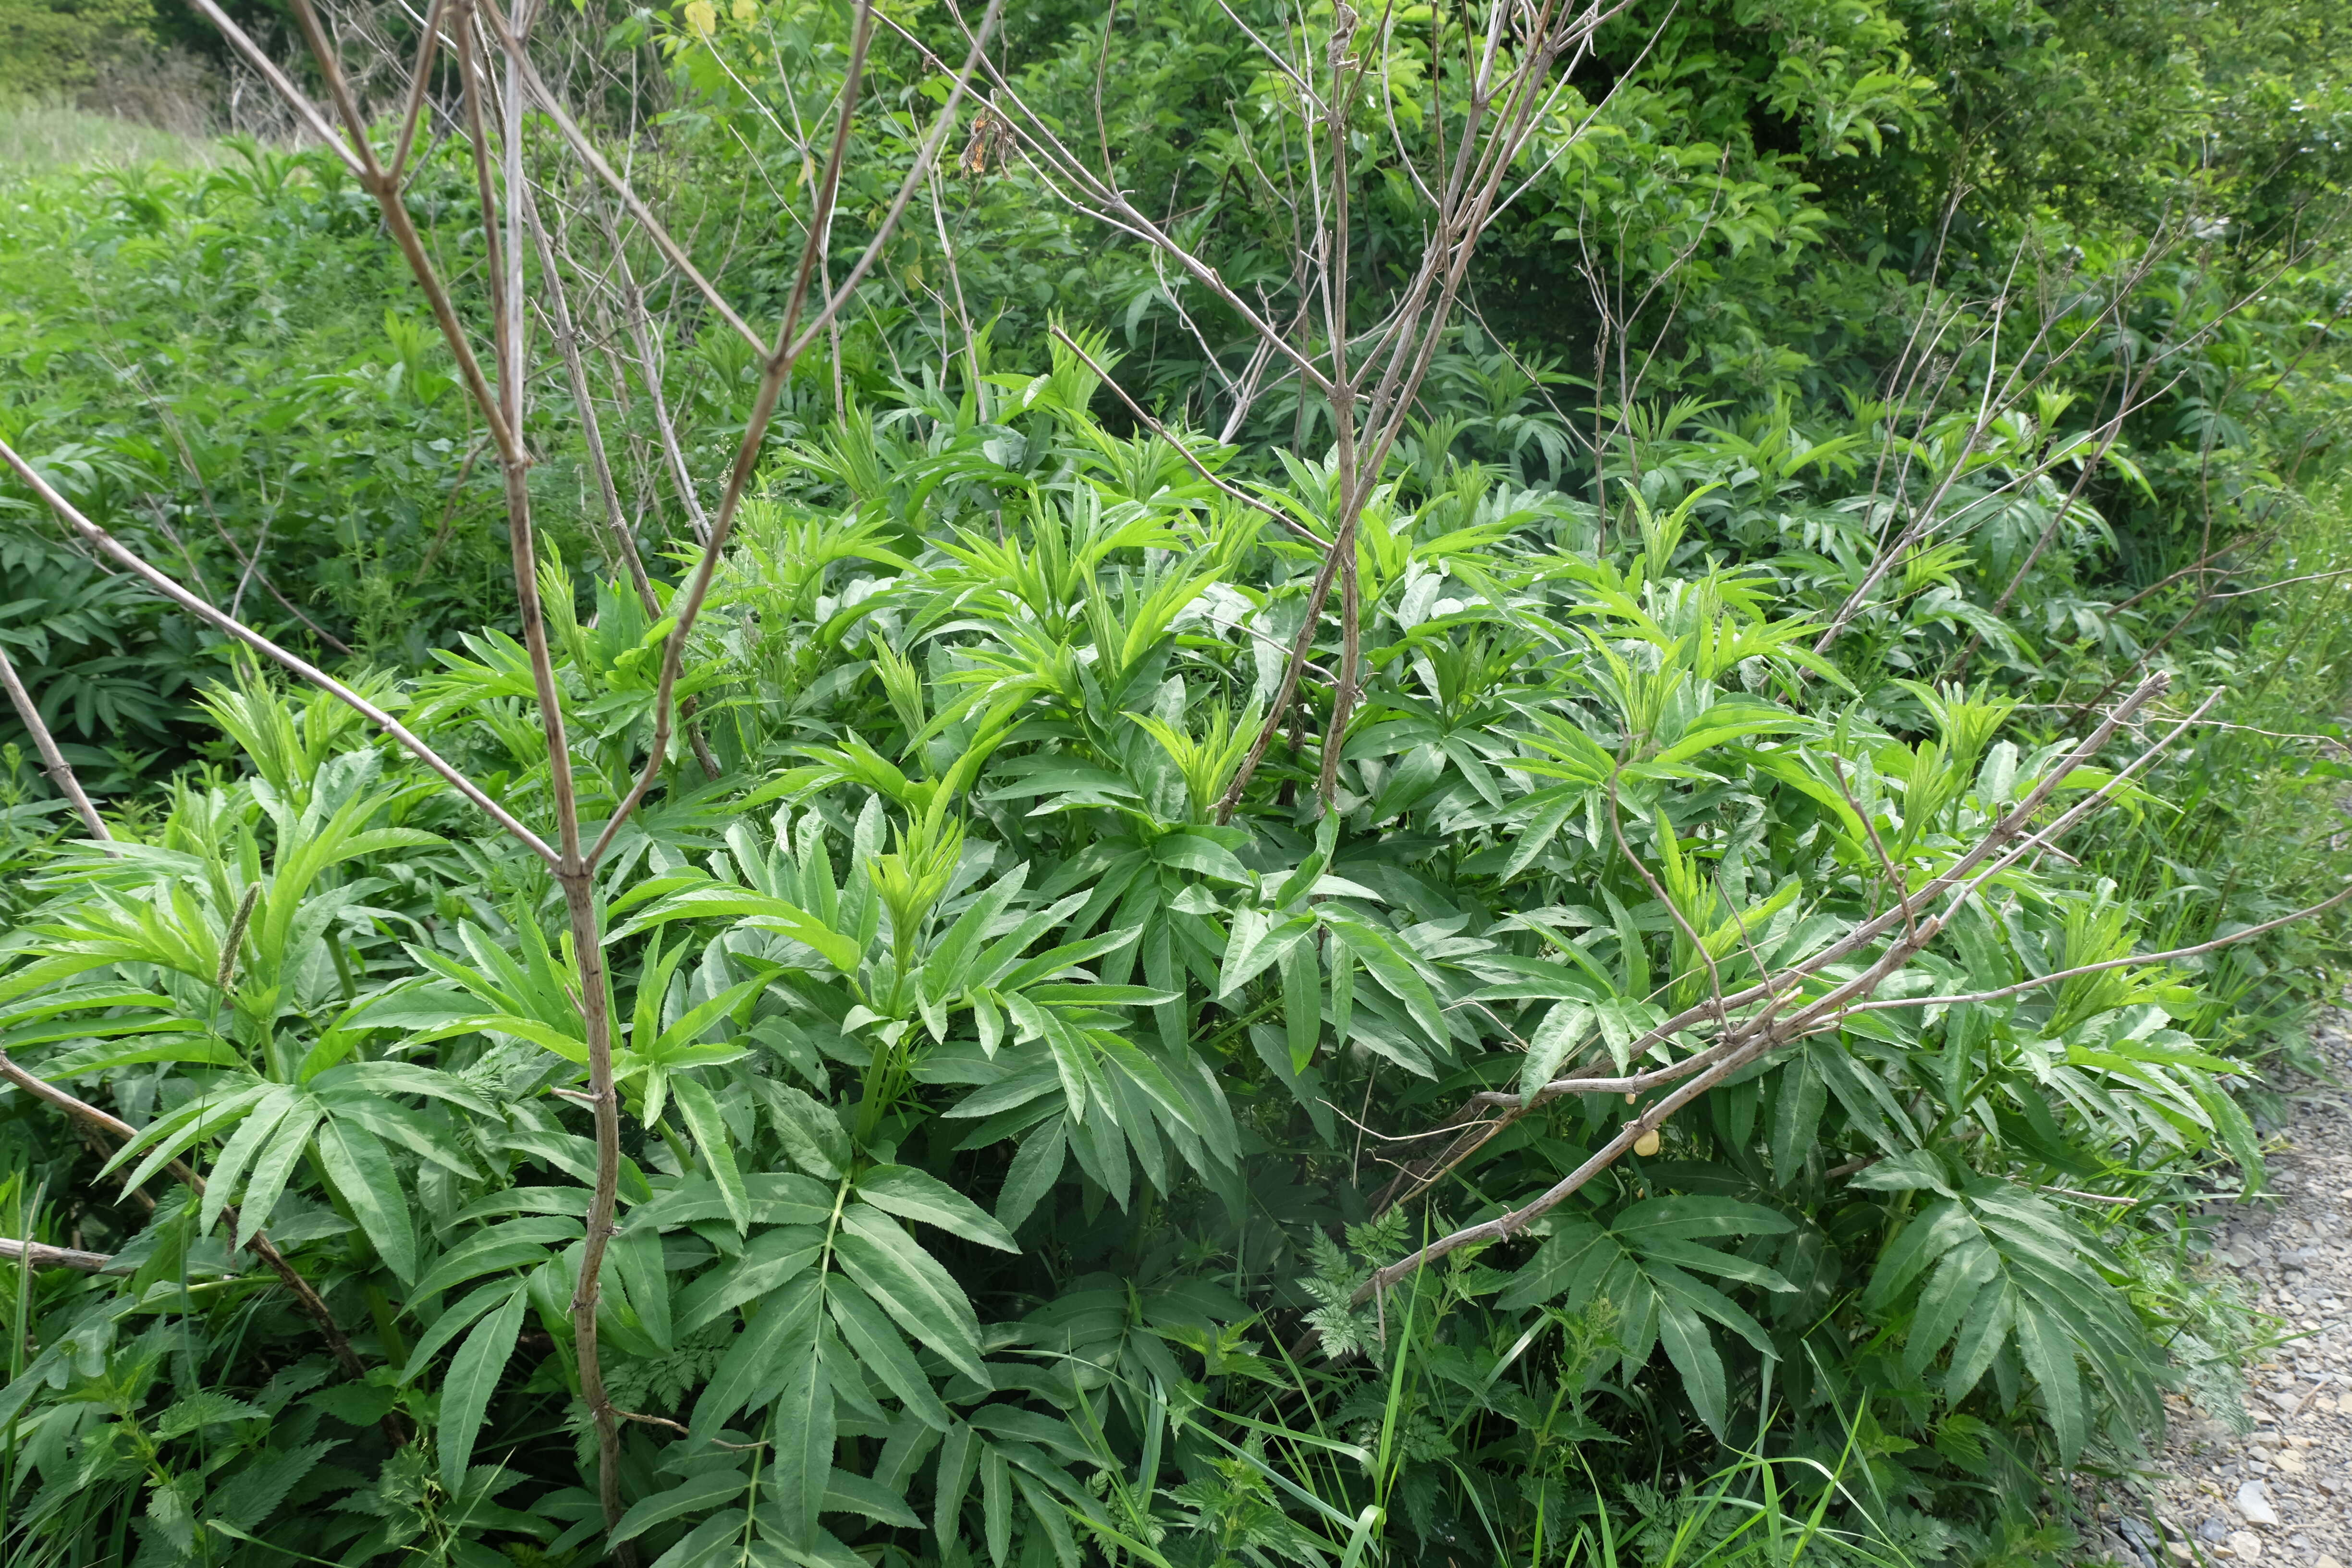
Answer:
[612,1469,751,1544]
[669,1075,748,1233]
[1520,1000,1593,1100]
[994,1116,1066,1232]
[828,1282,952,1431]
[315,1118,415,1283]
[2014,1298,2084,1458]
[834,1206,989,1382]
[1280,940,1319,1072]
[1769,1055,1826,1180]
[201,1086,298,1236]
[752,1078,851,1178]
[438,1284,527,1492]
[858,1164,1018,1251]
[1654,1291,1727,1435]
[771,1348,834,1546]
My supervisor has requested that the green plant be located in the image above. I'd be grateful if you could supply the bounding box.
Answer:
[2,0,2348,1562]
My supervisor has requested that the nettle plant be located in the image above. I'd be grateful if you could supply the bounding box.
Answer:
[0,2,2333,1567]
[0,352,2294,1565]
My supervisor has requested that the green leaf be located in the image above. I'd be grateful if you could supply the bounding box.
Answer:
[105,1080,276,1194]
[693,1273,823,1439]
[1280,940,1319,1072]
[306,1060,499,1115]
[155,1391,266,1438]
[201,1086,298,1235]
[1496,1220,1617,1312]
[646,979,764,1061]
[315,1118,416,1283]
[1217,910,1316,998]
[612,1469,751,1544]
[996,923,1147,993]
[920,872,1026,1009]
[1654,1291,1727,1435]
[674,1225,827,1335]
[236,1103,323,1248]
[1601,886,1650,999]
[995,1117,1066,1232]
[1325,916,1447,1045]
[1769,1055,1826,1180]
[934,1420,979,1544]
[1900,1240,2000,1378]
[1863,1199,1975,1314]
[413,1014,588,1062]
[1944,1278,2014,1402]
[771,1347,834,1546]
[401,1279,523,1381]
[612,888,862,972]
[1149,831,1250,882]
[825,1467,923,1529]
[1520,1000,1593,1100]
[2015,1298,2085,1458]
[405,1217,582,1305]
[833,1205,990,1382]
[1850,1148,1957,1196]
[438,1284,527,1492]
[828,1281,952,1431]
[857,1164,1019,1252]
[752,1078,852,1179]
[1611,1196,1794,1242]
[669,1075,748,1233]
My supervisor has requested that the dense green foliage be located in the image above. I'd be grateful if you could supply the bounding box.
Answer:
[2,0,2351,1564]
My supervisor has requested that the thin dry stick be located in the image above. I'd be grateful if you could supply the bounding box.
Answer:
[608,237,715,544]
[1046,324,1318,541]
[0,645,111,846]
[0,439,556,861]
[583,0,1006,868]
[0,1237,122,1273]
[1838,882,2352,1017]
[1351,675,2192,1300]
[521,184,660,614]
[0,1050,405,1443]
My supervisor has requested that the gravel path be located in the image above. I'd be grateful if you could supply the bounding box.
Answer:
[2089,1010,2352,1568]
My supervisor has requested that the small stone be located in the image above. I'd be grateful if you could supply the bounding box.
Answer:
[2204,1519,2235,1543]
[2228,1531,2264,1561]
[2277,1452,2307,1474]
[2315,1556,2344,1568]
[2168,1544,2192,1563]
[2237,1480,2281,1528]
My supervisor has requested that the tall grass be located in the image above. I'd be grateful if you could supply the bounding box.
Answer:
[0,101,223,173]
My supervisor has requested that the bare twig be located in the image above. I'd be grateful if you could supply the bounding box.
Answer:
[0,645,112,846]
[1350,674,2185,1300]
[0,1237,123,1273]
[0,1050,403,1442]
[0,438,558,862]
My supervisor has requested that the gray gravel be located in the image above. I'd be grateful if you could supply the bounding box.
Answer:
[2085,1010,2352,1568]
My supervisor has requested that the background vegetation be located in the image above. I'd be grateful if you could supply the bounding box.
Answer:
[1,0,2349,1564]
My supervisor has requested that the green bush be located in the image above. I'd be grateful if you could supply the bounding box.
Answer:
[0,364,2313,1564]
[0,0,158,98]
[2,0,2348,1562]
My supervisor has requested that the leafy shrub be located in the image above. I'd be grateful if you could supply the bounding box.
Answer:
[0,369,2299,1565]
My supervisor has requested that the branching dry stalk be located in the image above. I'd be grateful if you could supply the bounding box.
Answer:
[907,0,1632,818]
[0,1049,407,1445]
[3,0,1006,1550]
[0,1236,122,1273]
[0,645,112,846]
[1351,670,2215,1302]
